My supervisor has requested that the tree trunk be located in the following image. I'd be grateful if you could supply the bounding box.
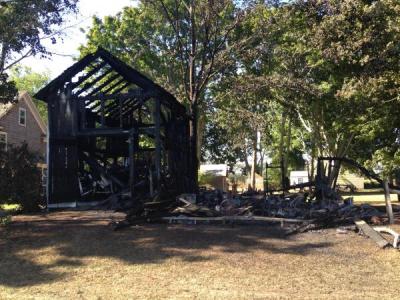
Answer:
[285,117,291,176]
[250,132,257,190]
[259,138,264,181]
[0,44,8,74]
[383,179,394,224]
[327,134,355,188]
[187,0,199,193]
[197,113,206,162]
[279,112,287,183]
[189,102,199,192]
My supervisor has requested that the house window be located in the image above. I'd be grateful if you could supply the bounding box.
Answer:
[19,107,26,126]
[298,177,303,184]
[0,132,7,151]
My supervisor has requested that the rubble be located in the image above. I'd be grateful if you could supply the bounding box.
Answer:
[108,156,400,236]
[110,184,388,233]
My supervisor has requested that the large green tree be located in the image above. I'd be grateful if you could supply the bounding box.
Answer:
[251,1,398,175]
[0,0,78,103]
[10,65,50,122]
[80,0,249,190]
[206,0,400,184]
[289,0,400,180]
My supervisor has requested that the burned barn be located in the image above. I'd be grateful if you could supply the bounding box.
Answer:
[35,48,191,208]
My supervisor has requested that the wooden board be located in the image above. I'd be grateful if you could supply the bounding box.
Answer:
[163,215,312,225]
[355,220,390,248]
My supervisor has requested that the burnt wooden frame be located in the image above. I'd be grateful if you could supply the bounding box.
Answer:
[35,48,191,207]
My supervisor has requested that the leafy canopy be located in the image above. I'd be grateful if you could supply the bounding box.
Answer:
[0,0,78,103]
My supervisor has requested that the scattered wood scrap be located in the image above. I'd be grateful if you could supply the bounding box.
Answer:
[355,220,390,249]
[163,215,313,226]
[373,226,400,249]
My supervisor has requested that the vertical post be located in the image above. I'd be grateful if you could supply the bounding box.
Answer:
[154,98,161,188]
[251,131,257,191]
[46,99,53,210]
[280,158,285,194]
[316,158,322,184]
[129,129,135,200]
[383,179,394,224]
[101,98,105,127]
[316,158,323,202]
[327,159,332,187]
[332,160,342,190]
[79,98,86,130]
[149,168,154,197]
[119,96,123,128]
[265,162,269,193]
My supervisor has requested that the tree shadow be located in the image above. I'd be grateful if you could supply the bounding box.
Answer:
[0,211,332,288]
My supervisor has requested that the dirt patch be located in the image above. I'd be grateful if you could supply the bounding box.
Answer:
[1,211,399,299]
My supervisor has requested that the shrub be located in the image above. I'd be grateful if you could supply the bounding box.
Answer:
[0,143,44,212]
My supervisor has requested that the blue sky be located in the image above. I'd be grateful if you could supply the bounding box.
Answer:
[21,0,135,79]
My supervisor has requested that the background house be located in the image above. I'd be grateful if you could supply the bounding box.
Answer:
[290,171,309,185]
[0,92,47,159]
[290,169,365,191]
[337,171,365,190]
[199,164,229,191]
[199,164,266,192]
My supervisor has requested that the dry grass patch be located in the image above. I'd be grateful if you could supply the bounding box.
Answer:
[0,210,399,299]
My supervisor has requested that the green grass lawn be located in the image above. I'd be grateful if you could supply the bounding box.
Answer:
[0,204,21,213]
[344,192,400,205]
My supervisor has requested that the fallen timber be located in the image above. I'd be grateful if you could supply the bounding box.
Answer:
[99,153,399,241]
[110,183,389,235]
[163,215,315,226]
[355,220,390,249]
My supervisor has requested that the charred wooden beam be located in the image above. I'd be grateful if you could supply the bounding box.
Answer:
[87,89,156,102]
[35,51,101,101]
[77,128,132,137]
[80,152,125,188]
[99,78,126,95]
[70,61,108,90]
[129,130,135,199]
[87,73,122,97]
[154,98,161,185]
[75,68,114,97]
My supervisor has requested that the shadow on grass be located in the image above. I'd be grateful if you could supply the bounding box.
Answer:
[0,211,332,288]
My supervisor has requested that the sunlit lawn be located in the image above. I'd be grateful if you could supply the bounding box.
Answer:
[0,204,22,213]
[0,211,399,299]
[344,191,399,206]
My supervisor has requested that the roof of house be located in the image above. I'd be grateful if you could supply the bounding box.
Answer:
[290,171,309,177]
[0,92,47,135]
[200,164,228,176]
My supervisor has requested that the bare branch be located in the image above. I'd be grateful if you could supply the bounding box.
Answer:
[3,48,34,72]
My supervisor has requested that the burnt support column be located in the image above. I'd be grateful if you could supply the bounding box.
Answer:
[129,129,136,200]
[154,98,161,189]
[47,86,80,207]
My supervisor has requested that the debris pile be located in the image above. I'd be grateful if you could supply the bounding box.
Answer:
[110,185,387,232]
